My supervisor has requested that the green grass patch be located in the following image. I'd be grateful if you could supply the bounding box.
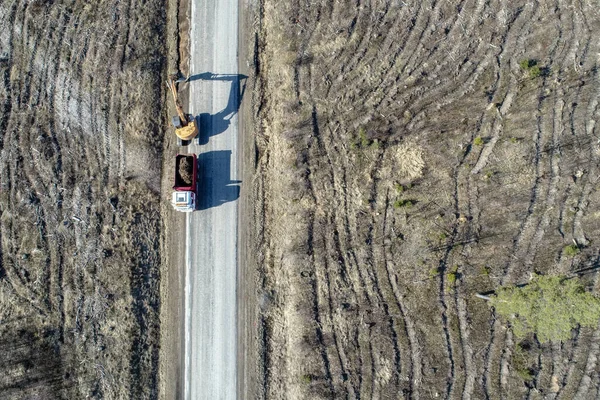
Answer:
[519,59,547,79]
[480,265,491,276]
[519,59,537,70]
[429,266,440,279]
[512,343,534,382]
[563,244,580,257]
[393,199,415,209]
[446,265,459,287]
[528,65,542,78]
[350,126,372,150]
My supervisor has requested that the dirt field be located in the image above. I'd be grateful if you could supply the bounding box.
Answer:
[249,0,600,399]
[0,0,169,398]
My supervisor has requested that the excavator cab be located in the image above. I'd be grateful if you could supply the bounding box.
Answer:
[167,74,199,146]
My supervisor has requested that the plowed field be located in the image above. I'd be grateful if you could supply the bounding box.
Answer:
[0,0,168,398]
[250,1,600,398]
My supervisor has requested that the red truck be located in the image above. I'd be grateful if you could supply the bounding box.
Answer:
[171,154,198,212]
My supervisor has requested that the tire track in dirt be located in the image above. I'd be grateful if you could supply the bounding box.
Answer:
[306,97,408,397]
[324,0,395,104]
[396,1,496,120]
[427,3,537,395]
[393,0,431,79]
[108,0,132,184]
[380,189,422,398]
[497,1,600,396]
[303,115,354,398]
[312,109,404,398]
[554,33,600,398]
[307,123,374,397]
[0,0,17,151]
[43,0,74,344]
[500,1,565,281]
[479,2,569,395]
[360,149,405,399]
[296,9,460,390]
[319,126,363,398]
[4,114,50,311]
[430,107,480,399]
[470,1,533,176]
[365,186,406,398]
[297,107,336,397]
[456,290,475,400]
[434,156,470,399]
[327,156,369,399]
[322,220,357,399]
[525,94,574,398]
[523,4,594,394]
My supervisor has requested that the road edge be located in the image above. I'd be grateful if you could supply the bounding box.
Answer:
[237,0,258,398]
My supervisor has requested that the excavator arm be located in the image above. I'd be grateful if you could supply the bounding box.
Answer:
[167,73,199,142]
[168,75,188,125]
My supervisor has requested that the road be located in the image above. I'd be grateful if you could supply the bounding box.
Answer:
[183,0,241,398]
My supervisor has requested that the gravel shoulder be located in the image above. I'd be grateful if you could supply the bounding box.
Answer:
[238,0,259,398]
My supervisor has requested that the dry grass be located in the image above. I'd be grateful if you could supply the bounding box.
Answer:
[250,0,600,399]
[393,143,425,180]
[0,0,167,398]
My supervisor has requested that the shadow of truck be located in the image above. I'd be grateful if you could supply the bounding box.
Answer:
[196,150,241,210]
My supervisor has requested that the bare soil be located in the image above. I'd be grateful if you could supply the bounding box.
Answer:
[249,0,600,399]
[0,0,169,398]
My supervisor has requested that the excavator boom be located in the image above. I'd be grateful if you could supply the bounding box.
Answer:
[168,77,188,124]
[167,74,199,142]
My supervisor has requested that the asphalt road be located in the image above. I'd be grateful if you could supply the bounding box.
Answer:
[183,0,241,398]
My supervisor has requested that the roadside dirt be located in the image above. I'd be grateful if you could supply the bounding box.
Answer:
[239,0,263,398]
[250,1,600,399]
[157,0,187,399]
[0,0,168,398]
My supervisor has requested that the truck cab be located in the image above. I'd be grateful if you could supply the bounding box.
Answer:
[171,191,196,212]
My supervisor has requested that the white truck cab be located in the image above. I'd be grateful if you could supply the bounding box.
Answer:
[171,191,196,212]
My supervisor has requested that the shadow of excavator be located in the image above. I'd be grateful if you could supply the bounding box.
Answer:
[185,72,247,145]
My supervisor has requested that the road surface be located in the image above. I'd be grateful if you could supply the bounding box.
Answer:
[183,0,241,398]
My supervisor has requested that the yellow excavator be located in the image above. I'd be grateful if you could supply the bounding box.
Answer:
[167,74,199,145]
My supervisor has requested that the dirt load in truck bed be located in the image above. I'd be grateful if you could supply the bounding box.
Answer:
[248,1,600,399]
[0,0,167,398]
[176,156,194,186]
